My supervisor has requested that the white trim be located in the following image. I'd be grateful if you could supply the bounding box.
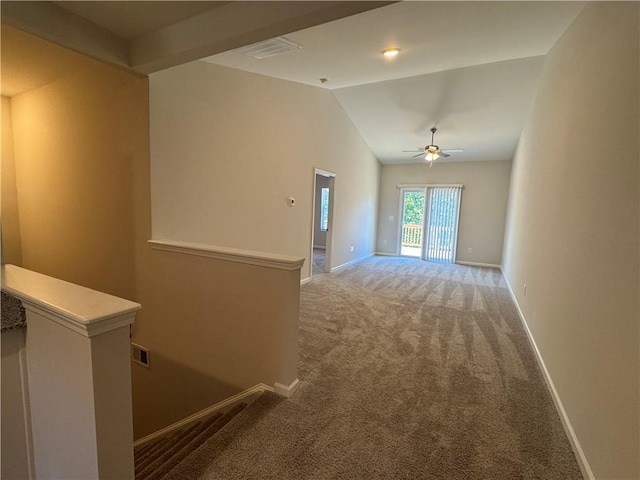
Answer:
[300,277,312,286]
[274,378,300,398]
[148,240,304,271]
[314,168,335,178]
[501,271,594,480]
[330,253,374,273]
[397,183,464,189]
[1,265,140,338]
[310,169,337,277]
[25,304,137,338]
[450,186,463,263]
[19,345,35,479]
[374,252,396,257]
[456,261,501,269]
[133,383,274,448]
[312,245,326,250]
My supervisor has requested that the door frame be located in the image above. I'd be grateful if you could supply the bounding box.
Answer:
[397,186,427,258]
[397,183,463,262]
[311,168,336,275]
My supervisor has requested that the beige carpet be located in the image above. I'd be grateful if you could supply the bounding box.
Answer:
[312,247,326,273]
[166,256,582,479]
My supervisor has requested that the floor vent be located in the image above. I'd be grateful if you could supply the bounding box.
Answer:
[234,36,302,59]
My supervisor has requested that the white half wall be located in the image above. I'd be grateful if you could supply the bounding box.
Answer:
[149,61,380,280]
[502,3,639,478]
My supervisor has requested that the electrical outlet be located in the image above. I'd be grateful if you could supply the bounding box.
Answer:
[523,284,527,296]
[383,240,388,246]
[132,343,150,368]
[389,216,394,221]
[467,247,473,253]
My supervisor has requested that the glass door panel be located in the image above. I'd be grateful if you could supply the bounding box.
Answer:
[400,190,425,257]
[425,187,461,263]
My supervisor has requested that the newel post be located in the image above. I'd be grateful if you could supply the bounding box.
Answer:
[2,265,140,480]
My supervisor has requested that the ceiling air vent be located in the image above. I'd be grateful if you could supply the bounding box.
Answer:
[234,36,302,59]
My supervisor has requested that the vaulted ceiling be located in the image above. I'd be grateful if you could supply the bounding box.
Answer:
[1,1,585,164]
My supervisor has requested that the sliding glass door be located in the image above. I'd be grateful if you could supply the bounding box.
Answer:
[400,189,425,257]
[399,185,462,263]
[425,186,462,263]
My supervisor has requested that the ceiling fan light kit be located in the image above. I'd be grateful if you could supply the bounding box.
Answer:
[426,127,444,166]
[403,127,463,167]
[382,47,401,57]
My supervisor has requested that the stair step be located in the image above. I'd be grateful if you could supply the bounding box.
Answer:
[135,416,211,474]
[134,403,248,480]
[134,436,173,468]
[144,403,247,480]
[135,415,219,479]
[134,433,169,459]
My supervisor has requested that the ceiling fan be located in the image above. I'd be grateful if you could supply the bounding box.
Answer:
[403,127,463,166]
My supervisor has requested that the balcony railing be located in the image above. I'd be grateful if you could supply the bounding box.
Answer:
[402,224,423,248]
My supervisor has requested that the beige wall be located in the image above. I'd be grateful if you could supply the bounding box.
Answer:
[1,96,23,265]
[149,61,380,281]
[131,250,301,436]
[5,28,306,441]
[9,62,139,300]
[377,160,511,265]
[502,3,639,478]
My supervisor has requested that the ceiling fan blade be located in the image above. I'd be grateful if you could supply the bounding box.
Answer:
[438,152,450,158]
[440,149,464,153]
[412,153,424,158]
[402,149,423,152]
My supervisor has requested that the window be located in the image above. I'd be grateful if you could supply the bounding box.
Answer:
[320,187,329,231]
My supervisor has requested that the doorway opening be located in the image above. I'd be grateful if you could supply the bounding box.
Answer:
[311,169,336,276]
[398,185,462,263]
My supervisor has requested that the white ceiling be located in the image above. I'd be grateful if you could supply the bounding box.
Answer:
[3,1,586,165]
[202,1,585,164]
[334,56,545,164]
[202,2,584,91]
[53,1,231,39]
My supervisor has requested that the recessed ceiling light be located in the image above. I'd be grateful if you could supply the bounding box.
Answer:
[382,48,401,58]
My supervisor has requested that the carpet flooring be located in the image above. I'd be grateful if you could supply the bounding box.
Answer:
[312,248,326,274]
[166,256,582,479]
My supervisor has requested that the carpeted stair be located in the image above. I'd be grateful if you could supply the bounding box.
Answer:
[134,403,247,480]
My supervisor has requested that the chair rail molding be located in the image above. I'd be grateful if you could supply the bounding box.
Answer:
[148,239,305,271]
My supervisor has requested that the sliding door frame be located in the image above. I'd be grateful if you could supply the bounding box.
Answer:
[397,186,426,258]
[397,183,464,263]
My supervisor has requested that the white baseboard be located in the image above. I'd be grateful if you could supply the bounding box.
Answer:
[133,383,274,447]
[274,378,300,398]
[312,245,326,250]
[330,253,374,273]
[501,271,594,480]
[374,251,396,257]
[456,260,501,269]
[300,277,312,286]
